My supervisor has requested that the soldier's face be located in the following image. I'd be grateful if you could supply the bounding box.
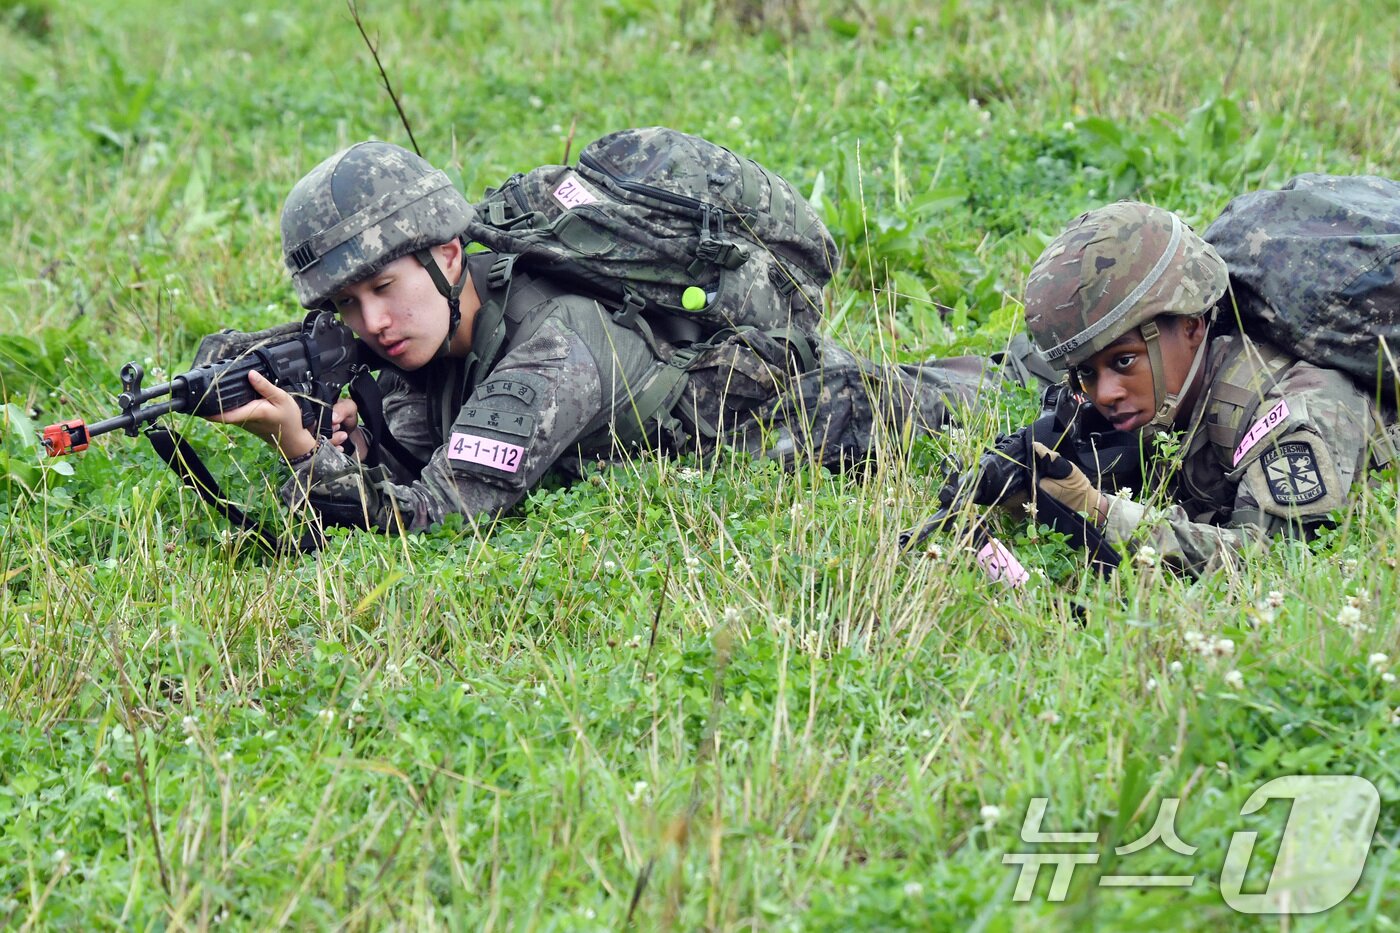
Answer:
[1071,317,1206,431]
[331,247,458,370]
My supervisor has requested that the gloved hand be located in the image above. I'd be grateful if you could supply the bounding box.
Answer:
[1032,441,1105,521]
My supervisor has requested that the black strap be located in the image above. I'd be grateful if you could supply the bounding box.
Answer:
[348,371,430,477]
[144,425,319,554]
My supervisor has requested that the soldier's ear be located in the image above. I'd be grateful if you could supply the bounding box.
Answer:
[434,239,464,277]
[1181,314,1207,350]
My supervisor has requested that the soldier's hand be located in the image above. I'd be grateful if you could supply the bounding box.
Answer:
[207,370,317,461]
[1032,441,1105,521]
[329,398,369,461]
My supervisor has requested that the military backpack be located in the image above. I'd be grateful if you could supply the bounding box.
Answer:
[464,126,836,353]
[1204,173,1400,400]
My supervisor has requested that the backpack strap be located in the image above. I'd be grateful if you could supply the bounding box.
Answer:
[1201,336,1295,468]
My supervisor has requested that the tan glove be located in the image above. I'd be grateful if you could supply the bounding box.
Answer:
[1032,441,1105,521]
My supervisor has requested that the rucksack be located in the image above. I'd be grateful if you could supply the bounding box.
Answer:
[1203,173,1400,397]
[463,126,837,351]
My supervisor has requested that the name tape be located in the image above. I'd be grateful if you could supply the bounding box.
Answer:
[1233,399,1290,466]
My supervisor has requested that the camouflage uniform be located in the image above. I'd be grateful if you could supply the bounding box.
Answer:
[1027,199,1397,576]
[1098,331,1389,574]
[279,252,1015,533]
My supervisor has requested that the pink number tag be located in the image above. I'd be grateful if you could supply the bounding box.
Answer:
[1233,399,1290,466]
[447,432,525,473]
[977,538,1030,587]
[552,175,599,209]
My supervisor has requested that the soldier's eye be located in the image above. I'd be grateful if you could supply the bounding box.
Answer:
[1114,354,1137,371]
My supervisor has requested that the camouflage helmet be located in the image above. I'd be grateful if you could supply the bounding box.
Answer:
[1024,201,1228,371]
[280,141,473,309]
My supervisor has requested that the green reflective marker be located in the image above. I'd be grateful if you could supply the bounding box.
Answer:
[681,286,707,311]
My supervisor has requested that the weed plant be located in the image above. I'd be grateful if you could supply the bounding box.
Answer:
[1,0,1398,928]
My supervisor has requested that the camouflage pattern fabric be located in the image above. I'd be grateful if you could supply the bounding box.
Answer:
[1025,202,1228,371]
[465,126,836,338]
[191,320,305,367]
[1098,333,1387,576]
[278,262,1022,533]
[1204,173,1400,398]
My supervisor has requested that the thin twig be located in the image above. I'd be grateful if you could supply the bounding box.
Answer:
[562,116,579,164]
[347,0,422,157]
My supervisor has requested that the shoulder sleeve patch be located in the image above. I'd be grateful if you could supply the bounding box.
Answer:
[1243,431,1346,518]
[479,379,538,406]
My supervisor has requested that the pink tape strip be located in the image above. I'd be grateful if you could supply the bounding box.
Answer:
[552,176,599,209]
[977,538,1030,587]
[447,432,525,473]
[1233,399,1290,466]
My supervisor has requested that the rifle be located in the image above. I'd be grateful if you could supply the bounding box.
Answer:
[40,312,366,457]
[901,383,1145,577]
[37,311,399,552]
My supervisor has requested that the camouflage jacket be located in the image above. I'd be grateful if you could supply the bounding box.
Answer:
[1100,332,1394,575]
[279,254,1013,533]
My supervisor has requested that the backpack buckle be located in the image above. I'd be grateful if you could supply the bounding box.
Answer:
[613,291,646,328]
[694,237,749,271]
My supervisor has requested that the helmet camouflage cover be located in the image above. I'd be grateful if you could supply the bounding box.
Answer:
[280,141,474,309]
[1024,201,1228,371]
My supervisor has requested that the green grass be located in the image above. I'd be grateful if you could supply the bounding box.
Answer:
[2,0,1400,928]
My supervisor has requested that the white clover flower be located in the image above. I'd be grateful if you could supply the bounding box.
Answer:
[1145,677,1158,691]
[684,555,700,569]
[603,560,617,573]
[1169,661,1184,674]
[1384,673,1396,684]
[1037,710,1061,725]
[1213,638,1235,658]
[1224,670,1245,691]
[979,804,1002,826]
[1369,653,1389,668]
[727,115,743,129]
[317,708,335,724]
[181,715,197,734]
[105,787,120,802]
[723,606,742,625]
[627,780,649,804]
[528,95,543,109]
[1266,591,1285,608]
[904,881,924,898]
[1391,707,1400,726]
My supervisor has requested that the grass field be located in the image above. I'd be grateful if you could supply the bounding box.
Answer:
[2,0,1399,928]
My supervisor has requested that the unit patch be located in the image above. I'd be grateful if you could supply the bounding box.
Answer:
[478,379,538,406]
[1259,442,1327,506]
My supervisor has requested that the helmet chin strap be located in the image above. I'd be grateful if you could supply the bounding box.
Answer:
[1141,312,1213,436]
[414,245,467,359]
